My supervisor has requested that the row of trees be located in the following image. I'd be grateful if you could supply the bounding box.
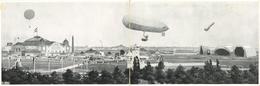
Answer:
[129,58,258,84]
[2,58,258,84]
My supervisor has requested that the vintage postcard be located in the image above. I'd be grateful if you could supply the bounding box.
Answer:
[1,0,259,84]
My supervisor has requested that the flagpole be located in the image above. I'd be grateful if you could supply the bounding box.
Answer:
[73,55,75,72]
[61,57,63,72]
[48,58,50,72]
[33,57,36,72]
[34,27,38,36]
[8,57,11,69]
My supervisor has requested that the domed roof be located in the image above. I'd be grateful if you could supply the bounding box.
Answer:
[23,36,53,46]
[25,36,45,42]
[63,39,68,42]
[63,39,69,46]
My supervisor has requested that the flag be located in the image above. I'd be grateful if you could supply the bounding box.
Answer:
[34,27,38,33]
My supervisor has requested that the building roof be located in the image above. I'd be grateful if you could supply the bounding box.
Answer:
[23,36,54,46]
[25,36,47,42]
[85,49,99,53]
[111,45,127,50]
[14,42,24,46]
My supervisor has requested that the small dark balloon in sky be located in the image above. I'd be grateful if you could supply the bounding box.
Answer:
[24,9,35,20]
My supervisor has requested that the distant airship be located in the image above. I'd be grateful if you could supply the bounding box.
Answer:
[204,22,215,31]
[122,15,169,41]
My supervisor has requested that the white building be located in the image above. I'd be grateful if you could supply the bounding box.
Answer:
[126,46,149,69]
[9,36,70,57]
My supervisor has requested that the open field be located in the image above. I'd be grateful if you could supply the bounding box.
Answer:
[2,58,79,71]
[146,55,258,69]
[2,54,257,74]
[2,58,127,73]
[161,55,258,67]
[74,63,127,73]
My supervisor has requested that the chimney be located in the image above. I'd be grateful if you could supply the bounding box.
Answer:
[72,36,74,53]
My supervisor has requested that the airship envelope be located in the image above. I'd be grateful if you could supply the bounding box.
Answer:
[122,15,169,33]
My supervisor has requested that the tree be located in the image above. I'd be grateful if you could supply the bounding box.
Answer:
[203,60,215,83]
[83,70,99,84]
[62,69,75,84]
[166,69,175,84]
[29,72,42,84]
[62,69,73,83]
[8,69,30,84]
[241,70,250,83]
[99,70,114,84]
[131,56,141,84]
[107,52,112,55]
[212,68,229,84]
[2,69,10,82]
[216,59,220,69]
[80,51,85,54]
[249,64,258,77]
[73,72,83,84]
[211,59,229,84]
[142,61,155,84]
[186,66,200,83]
[123,68,132,84]
[199,46,203,55]
[230,65,242,83]
[89,48,94,51]
[115,53,120,56]
[155,61,166,84]
[50,71,61,84]
[120,50,125,56]
[113,66,127,84]
[174,65,191,84]
[37,75,51,84]
[248,64,258,84]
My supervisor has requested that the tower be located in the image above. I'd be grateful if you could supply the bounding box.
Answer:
[63,39,69,53]
[71,36,74,53]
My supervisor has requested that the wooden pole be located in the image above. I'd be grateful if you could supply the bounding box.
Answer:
[8,57,11,69]
[48,58,50,72]
[33,57,36,72]
[73,56,75,72]
[61,57,63,72]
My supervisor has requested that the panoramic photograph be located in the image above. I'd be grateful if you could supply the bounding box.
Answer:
[1,0,259,84]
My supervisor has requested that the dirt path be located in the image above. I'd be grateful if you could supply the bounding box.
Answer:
[50,63,83,72]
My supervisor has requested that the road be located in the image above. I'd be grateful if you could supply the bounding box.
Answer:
[51,63,84,72]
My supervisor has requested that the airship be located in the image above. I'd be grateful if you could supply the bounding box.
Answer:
[122,15,169,41]
[204,22,215,31]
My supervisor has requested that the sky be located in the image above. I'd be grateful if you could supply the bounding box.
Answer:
[1,0,259,48]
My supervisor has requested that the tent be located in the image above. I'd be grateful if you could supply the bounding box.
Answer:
[234,46,257,57]
[214,46,257,57]
[214,46,234,56]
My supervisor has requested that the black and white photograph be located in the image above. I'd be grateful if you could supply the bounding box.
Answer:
[1,0,259,84]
